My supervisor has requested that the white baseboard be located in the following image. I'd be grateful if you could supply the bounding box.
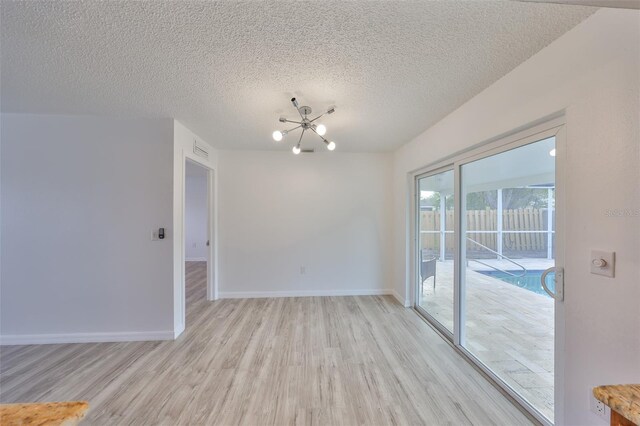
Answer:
[218,289,394,299]
[173,323,185,339]
[185,257,207,262]
[391,290,411,307]
[0,330,175,346]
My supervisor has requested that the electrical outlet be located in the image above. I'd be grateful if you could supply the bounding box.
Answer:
[300,266,306,275]
[590,394,610,421]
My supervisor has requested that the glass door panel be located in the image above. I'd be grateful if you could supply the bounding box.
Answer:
[416,169,454,333]
[460,136,556,422]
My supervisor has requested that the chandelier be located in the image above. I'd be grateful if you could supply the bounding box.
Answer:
[272,97,336,154]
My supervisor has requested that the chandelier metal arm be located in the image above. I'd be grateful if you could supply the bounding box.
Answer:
[296,128,306,147]
[309,107,335,123]
[308,126,328,143]
[285,124,302,133]
[281,118,302,125]
[309,113,325,123]
[309,127,329,146]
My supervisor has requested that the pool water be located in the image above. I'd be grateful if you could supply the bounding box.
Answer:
[476,270,554,297]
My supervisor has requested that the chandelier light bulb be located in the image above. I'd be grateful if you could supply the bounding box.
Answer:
[327,141,336,151]
[316,124,327,136]
[292,145,301,155]
[272,130,283,142]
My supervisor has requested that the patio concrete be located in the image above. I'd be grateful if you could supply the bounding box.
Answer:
[419,260,554,421]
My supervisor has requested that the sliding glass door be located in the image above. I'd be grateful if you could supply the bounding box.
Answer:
[460,136,556,422]
[416,169,454,334]
[414,128,562,425]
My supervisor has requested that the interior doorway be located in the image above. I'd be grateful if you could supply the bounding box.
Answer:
[184,159,211,324]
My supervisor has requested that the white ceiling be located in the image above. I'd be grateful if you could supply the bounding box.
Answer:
[0,1,595,152]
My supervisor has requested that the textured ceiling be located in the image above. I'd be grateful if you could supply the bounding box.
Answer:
[0,1,595,152]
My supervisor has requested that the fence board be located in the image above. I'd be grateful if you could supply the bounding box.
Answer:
[419,208,549,256]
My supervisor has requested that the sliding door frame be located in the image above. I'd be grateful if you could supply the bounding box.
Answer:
[413,165,456,340]
[409,116,566,425]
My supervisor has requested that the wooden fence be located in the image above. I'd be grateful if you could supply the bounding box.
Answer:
[420,208,552,255]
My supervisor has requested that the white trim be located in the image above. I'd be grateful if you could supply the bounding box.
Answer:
[185,257,207,262]
[173,121,219,340]
[173,324,185,340]
[207,166,218,301]
[407,173,418,309]
[182,157,217,305]
[0,330,175,346]
[219,289,393,299]
[181,158,217,308]
[453,162,463,346]
[391,290,411,307]
[496,188,503,258]
[553,124,567,426]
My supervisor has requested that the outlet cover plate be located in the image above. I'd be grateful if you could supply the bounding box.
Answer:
[590,394,610,421]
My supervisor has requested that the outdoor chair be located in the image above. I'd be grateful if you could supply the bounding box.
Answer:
[421,256,437,289]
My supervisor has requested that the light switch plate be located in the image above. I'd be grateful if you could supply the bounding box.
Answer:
[591,250,615,278]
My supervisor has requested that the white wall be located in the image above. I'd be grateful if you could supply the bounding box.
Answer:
[392,9,639,426]
[185,163,208,261]
[218,150,393,298]
[0,114,176,343]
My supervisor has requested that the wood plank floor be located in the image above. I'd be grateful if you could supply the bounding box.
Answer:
[420,260,554,421]
[0,262,532,425]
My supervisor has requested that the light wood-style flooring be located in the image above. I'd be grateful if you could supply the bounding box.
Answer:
[419,260,553,421]
[1,262,532,425]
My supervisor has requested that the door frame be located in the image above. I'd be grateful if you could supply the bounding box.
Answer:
[408,116,566,425]
[175,151,218,337]
[413,165,456,340]
[184,158,217,303]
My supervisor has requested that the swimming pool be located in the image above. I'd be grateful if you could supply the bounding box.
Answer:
[476,269,554,297]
